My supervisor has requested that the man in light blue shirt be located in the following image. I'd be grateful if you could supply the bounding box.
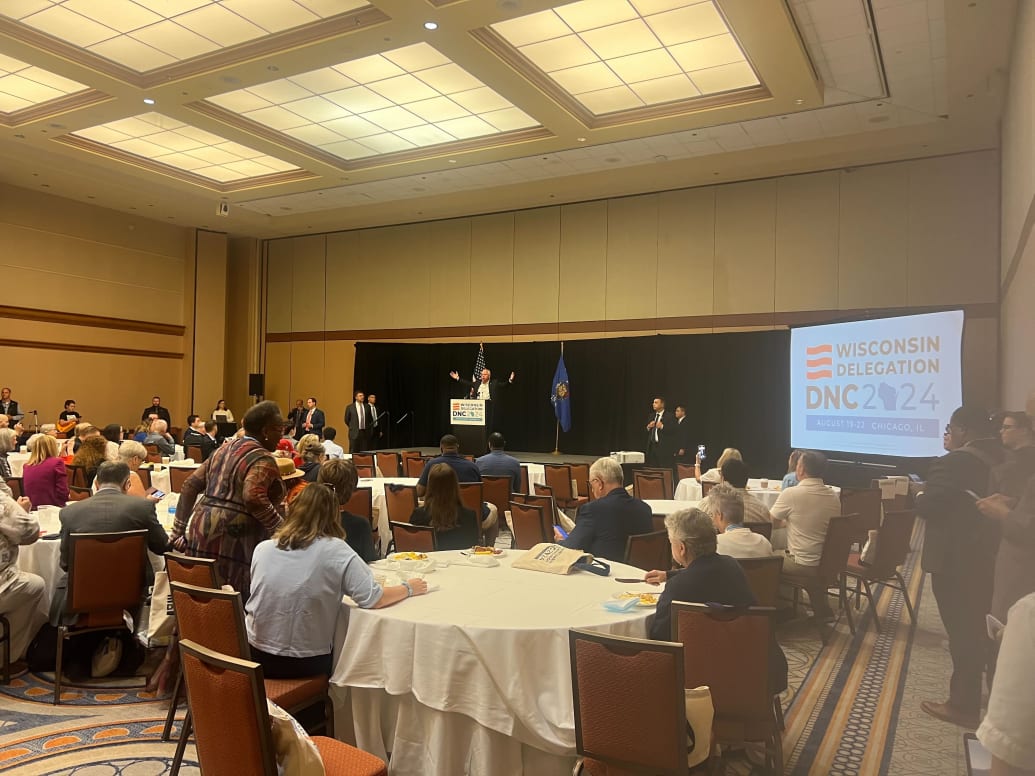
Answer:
[475,432,522,492]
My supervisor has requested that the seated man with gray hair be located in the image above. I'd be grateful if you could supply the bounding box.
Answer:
[703,484,775,559]
[555,457,652,561]
[143,419,175,457]
[647,508,787,692]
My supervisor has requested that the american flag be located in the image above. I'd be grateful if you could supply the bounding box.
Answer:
[469,344,486,398]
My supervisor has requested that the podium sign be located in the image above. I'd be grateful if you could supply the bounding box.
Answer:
[450,399,486,426]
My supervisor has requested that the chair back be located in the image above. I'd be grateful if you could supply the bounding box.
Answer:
[68,486,92,501]
[400,450,421,464]
[519,465,529,495]
[390,521,438,553]
[676,463,696,482]
[5,477,21,500]
[404,457,427,478]
[517,491,556,524]
[671,602,774,733]
[170,580,249,658]
[817,514,857,586]
[137,467,151,489]
[841,487,882,536]
[701,480,715,496]
[510,502,549,550]
[352,453,374,468]
[570,463,591,500]
[458,482,483,515]
[746,522,772,541]
[66,463,87,488]
[186,445,203,462]
[169,466,193,493]
[569,629,688,775]
[384,483,418,524]
[344,486,373,521]
[66,530,147,624]
[543,464,575,501]
[480,475,511,519]
[165,551,220,588]
[640,467,674,499]
[633,471,666,501]
[145,444,162,464]
[355,465,374,478]
[376,452,401,477]
[624,530,671,571]
[735,556,783,608]
[867,509,916,578]
[178,640,277,776]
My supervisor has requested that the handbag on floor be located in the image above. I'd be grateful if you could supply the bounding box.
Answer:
[511,543,610,576]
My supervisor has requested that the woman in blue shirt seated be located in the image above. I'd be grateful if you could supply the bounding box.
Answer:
[409,463,480,551]
[246,483,427,678]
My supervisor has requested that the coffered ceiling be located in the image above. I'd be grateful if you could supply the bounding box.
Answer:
[0,0,1017,237]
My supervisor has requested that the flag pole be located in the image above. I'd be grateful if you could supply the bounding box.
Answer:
[552,341,564,455]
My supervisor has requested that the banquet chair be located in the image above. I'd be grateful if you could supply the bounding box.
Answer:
[746,522,773,541]
[54,530,148,704]
[517,491,557,527]
[384,483,418,524]
[640,467,674,499]
[66,463,87,488]
[169,467,192,494]
[0,615,10,684]
[632,471,666,501]
[544,464,587,510]
[844,510,917,632]
[177,640,386,776]
[68,486,92,501]
[840,487,883,546]
[355,466,374,478]
[568,629,690,776]
[186,445,203,462]
[399,450,421,465]
[390,521,437,553]
[137,468,151,490]
[404,457,427,478]
[352,453,375,469]
[624,530,670,571]
[509,502,550,550]
[480,476,511,523]
[671,602,782,774]
[784,514,859,638]
[676,463,696,483]
[458,482,483,515]
[5,478,21,500]
[735,556,783,608]
[145,444,162,464]
[569,463,591,501]
[162,553,220,744]
[376,452,400,477]
[519,465,529,495]
[168,582,331,773]
[344,487,373,522]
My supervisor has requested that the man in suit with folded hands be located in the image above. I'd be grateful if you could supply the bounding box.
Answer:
[295,397,325,440]
[344,391,372,453]
[645,396,672,467]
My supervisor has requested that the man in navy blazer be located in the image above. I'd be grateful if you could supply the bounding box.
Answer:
[555,457,652,562]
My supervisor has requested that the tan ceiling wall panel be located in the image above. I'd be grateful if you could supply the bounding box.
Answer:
[323,340,356,438]
[512,207,560,324]
[290,341,327,412]
[469,213,515,327]
[907,152,999,306]
[606,194,659,321]
[775,171,839,312]
[657,187,715,318]
[426,219,472,329]
[225,238,260,415]
[290,235,327,332]
[559,201,608,322]
[1002,233,1035,409]
[266,239,294,333]
[360,225,431,329]
[264,341,292,411]
[714,179,776,315]
[191,231,228,413]
[1000,0,1035,274]
[962,316,999,411]
[837,165,910,309]
[324,231,361,331]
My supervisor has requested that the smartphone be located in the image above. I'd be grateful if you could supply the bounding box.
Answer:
[150,489,166,499]
[697,444,706,459]
[554,524,569,539]
[908,473,922,483]
[963,733,990,776]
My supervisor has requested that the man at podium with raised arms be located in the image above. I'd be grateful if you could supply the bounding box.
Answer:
[448,367,515,432]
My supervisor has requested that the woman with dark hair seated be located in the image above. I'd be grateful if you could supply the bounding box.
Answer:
[409,463,481,551]
[72,435,109,488]
[246,483,427,678]
[317,458,377,562]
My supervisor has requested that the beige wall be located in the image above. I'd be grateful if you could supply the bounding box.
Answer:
[0,183,231,431]
[262,150,1001,418]
[1000,0,1035,413]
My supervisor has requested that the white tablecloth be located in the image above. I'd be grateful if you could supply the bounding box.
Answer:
[674,478,702,501]
[358,477,420,554]
[8,451,30,478]
[521,463,545,492]
[331,551,658,775]
[643,499,697,516]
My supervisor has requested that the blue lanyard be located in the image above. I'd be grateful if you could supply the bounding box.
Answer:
[724,524,743,533]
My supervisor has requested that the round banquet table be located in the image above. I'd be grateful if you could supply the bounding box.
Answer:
[643,499,696,516]
[330,550,660,775]
[521,462,546,492]
[360,477,420,554]
[674,477,703,501]
[8,451,30,478]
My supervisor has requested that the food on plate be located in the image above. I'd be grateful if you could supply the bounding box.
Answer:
[617,592,659,605]
[470,545,503,556]
[390,552,428,561]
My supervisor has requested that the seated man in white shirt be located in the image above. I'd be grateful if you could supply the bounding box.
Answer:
[703,484,774,559]
[772,450,842,621]
[321,427,344,459]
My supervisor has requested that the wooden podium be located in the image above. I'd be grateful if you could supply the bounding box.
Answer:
[449,398,487,457]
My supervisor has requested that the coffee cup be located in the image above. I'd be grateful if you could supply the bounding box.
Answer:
[760,478,769,489]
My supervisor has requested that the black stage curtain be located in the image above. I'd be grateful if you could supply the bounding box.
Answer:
[354,330,791,476]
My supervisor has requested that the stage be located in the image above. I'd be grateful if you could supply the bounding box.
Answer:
[371,447,602,466]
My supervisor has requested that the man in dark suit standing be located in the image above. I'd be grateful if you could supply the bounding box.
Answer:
[344,391,372,454]
[294,397,325,439]
[554,457,652,561]
[367,393,383,450]
[0,387,20,421]
[141,396,172,426]
[671,403,692,469]
[182,415,216,461]
[645,396,672,467]
[53,461,170,621]
[448,367,515,431]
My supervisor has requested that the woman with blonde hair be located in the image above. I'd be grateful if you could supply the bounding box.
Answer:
[22,434,68,508]
[696,447,742,484]
[245,482,427,678]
